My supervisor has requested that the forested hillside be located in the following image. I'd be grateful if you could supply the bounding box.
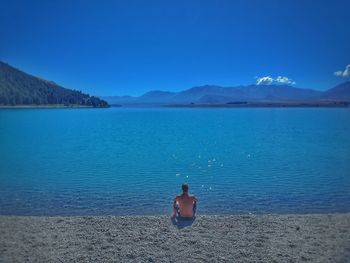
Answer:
[0,61,109,107]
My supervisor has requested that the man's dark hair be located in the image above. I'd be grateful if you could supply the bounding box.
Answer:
[182,183,189,193]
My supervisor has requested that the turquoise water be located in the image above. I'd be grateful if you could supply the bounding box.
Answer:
[0,108,350,215]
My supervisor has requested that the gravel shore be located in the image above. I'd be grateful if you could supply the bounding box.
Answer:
[1,214,349,262]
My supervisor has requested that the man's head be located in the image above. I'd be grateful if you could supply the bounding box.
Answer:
[182,183,189,193]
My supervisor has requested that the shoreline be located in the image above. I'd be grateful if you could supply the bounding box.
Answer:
[1,213,349,262]
[2,100,350,109]
[164,101,350,108]
[108,101,350,108]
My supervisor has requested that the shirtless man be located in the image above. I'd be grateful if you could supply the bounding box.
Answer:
[171,183,197,219]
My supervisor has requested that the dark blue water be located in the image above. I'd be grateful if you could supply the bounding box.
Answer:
[0,108,350,215]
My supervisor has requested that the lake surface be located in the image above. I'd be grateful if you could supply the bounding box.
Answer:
[0,108,350,215]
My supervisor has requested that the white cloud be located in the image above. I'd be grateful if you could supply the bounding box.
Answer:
[256,76,296,85]
[334,64,350,77]
[334,71,343,77]
[256,76,274,85]
[345,65,350,77]
[275,76,296,85]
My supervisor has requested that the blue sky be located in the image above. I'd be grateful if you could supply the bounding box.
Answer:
[1,0,349,96]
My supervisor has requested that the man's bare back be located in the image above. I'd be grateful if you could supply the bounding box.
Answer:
[171,184,197,219]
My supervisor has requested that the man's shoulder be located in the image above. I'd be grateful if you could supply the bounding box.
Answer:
[189,194,197,200]
[175,193,197,200]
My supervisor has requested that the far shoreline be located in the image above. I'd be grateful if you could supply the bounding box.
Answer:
[164,101,350,108]
[2,101,350,109]
[107,100,350,108]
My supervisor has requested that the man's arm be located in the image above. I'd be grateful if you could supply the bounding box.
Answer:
[191,195,197,204]
[192,196,197,215]
[171,196,178,219]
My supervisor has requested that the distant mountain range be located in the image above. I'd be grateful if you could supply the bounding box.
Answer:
[102,82,350,106]
[1,60,349,108]
[0,61,109,107]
